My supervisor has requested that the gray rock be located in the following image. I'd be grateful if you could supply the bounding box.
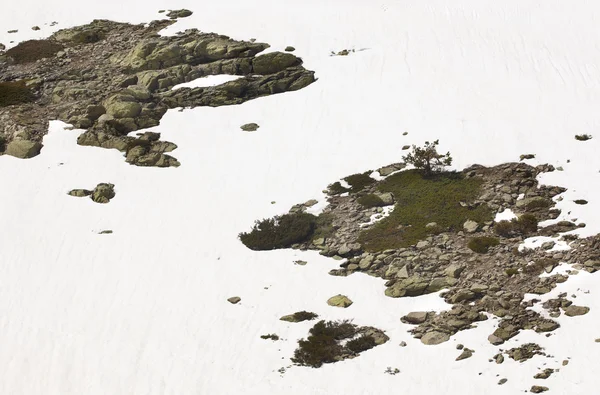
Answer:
[375,192,394,205]
[167,9,193,19]
[241,123,259,132]
[401,311,429,325]
[564,305,590,317]
[91,183,116,204]
[444,264,464,278]
[420,331,450,345]
[463,220,479,233]
[68,189,92,197]
[530,386,549,394]
[4,140,43,159]
[252,52,301,75]
[455,348,473,361]
[227,296,241,304]
[488,334,504,345]
[358,255,374,269]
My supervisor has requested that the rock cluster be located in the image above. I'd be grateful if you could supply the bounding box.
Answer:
[68,182,115,203]
[0,17,316,165]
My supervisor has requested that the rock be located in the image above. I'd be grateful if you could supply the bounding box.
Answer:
[451,289,476,303]
[68,189,92,197]
[541,241,555,250]
[488,334,505,345]
[534,369,554,379]
[463,220,479,233]
[313,237,326,246]
[401,311,429,325]
[564,305,590,317]
[530,386,549,393]
[166,9,193,19]
[4,140,43,159]
[284,46,295,52]
[337,245,351,256]
[444,264,464,278]
[327,294,353,308]
[494,353,504,364]
[420,331,450,345]
[91,183,116,204]
[375,192,394,205]
[455,348,473,361]
[104,96,142,119]
[416,240,429,249]
[498,378,507,385]
[385,276,429,297]
[99,230,113,234]
[32,26,40,31]
[294,260,307,266]
[358,255,374,269]
[241,123,259,132]
[303,199,318,207]
[396,265,410,279]
[227,296,241,304]
[399,341,407,347]
[252,52,301,75]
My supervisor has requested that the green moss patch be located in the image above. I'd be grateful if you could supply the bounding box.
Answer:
[5,39,63,64]
[358,170,492,252]
[0,80,35,107]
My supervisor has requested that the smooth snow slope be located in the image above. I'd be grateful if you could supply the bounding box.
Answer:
[1,1,600,394]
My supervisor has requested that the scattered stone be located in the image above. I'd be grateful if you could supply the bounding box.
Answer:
[260,333,279,341]
[294,260,307,266]
[91,183,116,203]
[227,296,241,304]
[384,367,400,375]
[68,189,92,197]
[285,46,295,52]
[32,26,41,31]
[420,331,450,345]
[562,360,569,366]
[498,378,507,385]
[327,294,353,308]
[506,343,545,362]
[7,30,18,34]
[241,123,260,132]
[456,348,473,361]
[534,368,554,379]
[99,230,113,234]
[494,353,504,364]
[563,305,590,317]
[280,311,318,323]
[166,9,193,19]
[402,145,410,150]
[399,341,407,347]
[520,154,535,160]
[463,219,479,233]
[401,311,429,325]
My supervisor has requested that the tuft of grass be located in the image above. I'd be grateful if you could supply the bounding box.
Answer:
[0,80,35,107]
[357,194,386,208]
[468,236,499,253]
[5,39,63,64]
[358,170,492,252]
[239,212,316,250]
[494,214,538,237]
[575,134,592,141]
[343,172,375,193]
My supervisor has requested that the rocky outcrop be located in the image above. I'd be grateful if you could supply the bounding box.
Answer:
[0,17,316,164]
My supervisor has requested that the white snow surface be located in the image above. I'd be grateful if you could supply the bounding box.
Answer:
[2,1,600,394]
[171,74,243,90]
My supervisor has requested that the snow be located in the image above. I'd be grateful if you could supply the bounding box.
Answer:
[2,1,600,394]
[171,74,243,90]
[495,208,517,222]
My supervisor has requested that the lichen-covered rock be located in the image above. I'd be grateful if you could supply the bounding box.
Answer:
[4,139,42,158]
[227,296,241,304]
[240,123,259,132]
[327,294,353,308]
[563,305,590,317]
[91,183,115,203]
[401,311,429,325]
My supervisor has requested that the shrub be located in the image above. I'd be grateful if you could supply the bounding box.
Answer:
[403,140,452,176]
[505,268,519,276]
[292,320,358,368]
[359,170,492,251]
[327,181,349,195]
[346,335,376,353]
[292,311,319,322]
[239,212,316,250]
[344,172,375,193]
[5,39,63,64]
[467,236,499,253]
[357,194,385,208]
[575,134,592,141]
[494,214,538,237]
[312,213,335,240]
[524,199,551,210]
[260,334,279,341]
[0,80,35,107]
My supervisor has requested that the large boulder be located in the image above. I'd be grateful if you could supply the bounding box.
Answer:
[421,331,450,345]
[4,139,42,158]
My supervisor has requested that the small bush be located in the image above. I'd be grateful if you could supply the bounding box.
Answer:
[346,335,376,353]
[524,199,551,210]
[260,334,280,341]
[575,134,592,141]
[494,214,538,237]
[357,194,385,208]
[328,181,350,195]
[292,311,319,322]
[5,39,63,64]
[403,140,452,176]
[0,81,35,107]
[239,212,317,250]
[505,268,519,276]
[344,172,375,193]
[292,320,358,368]
[467,236,499,253]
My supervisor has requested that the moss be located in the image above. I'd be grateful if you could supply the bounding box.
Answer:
[5,39,63,64]
[346,335,377,353]
[327,181,350,195]
[343,172,375,193]
[358,170,492,252]
[575,134,592,141]
[357,194,386,208]
[467,236,500,253]
[239,212,317,250]
[0,80,35,107]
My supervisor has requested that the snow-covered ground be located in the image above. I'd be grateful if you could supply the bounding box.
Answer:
[2,1,600,394]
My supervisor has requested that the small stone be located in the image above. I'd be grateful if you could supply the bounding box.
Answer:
[416,240,430,249]
[534,369,554,379]
[402,145,410,150]
[241,123,260,132]
[166,9,193,19]
[32,26,40,31]
[99,230,113,234]
[455,348,473,361]
[399,341,407,347]
[463,219,479,233]
[498,378,507,385]
[327,294,353,308]
[227,296,241,304]
[562,360,569,366]
[294,260,307,266]
[530,386,549,393]
[494,353,504,364]
[456,344,464,350]
[284,46,295,52]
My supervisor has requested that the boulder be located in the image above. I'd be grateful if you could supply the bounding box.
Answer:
[327,294,353,308]
[4,139,42,158]
[227,296,241,304]
[252,52,301,75]
[420,331,450,345]
[375,192,394,205]
[564,305,590,317]
[401,311,429,325]
[463,220,479,233]
[456,348,473,361]
[384,276,429,298]
[444,264,464,278]
[91,183,116,204]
